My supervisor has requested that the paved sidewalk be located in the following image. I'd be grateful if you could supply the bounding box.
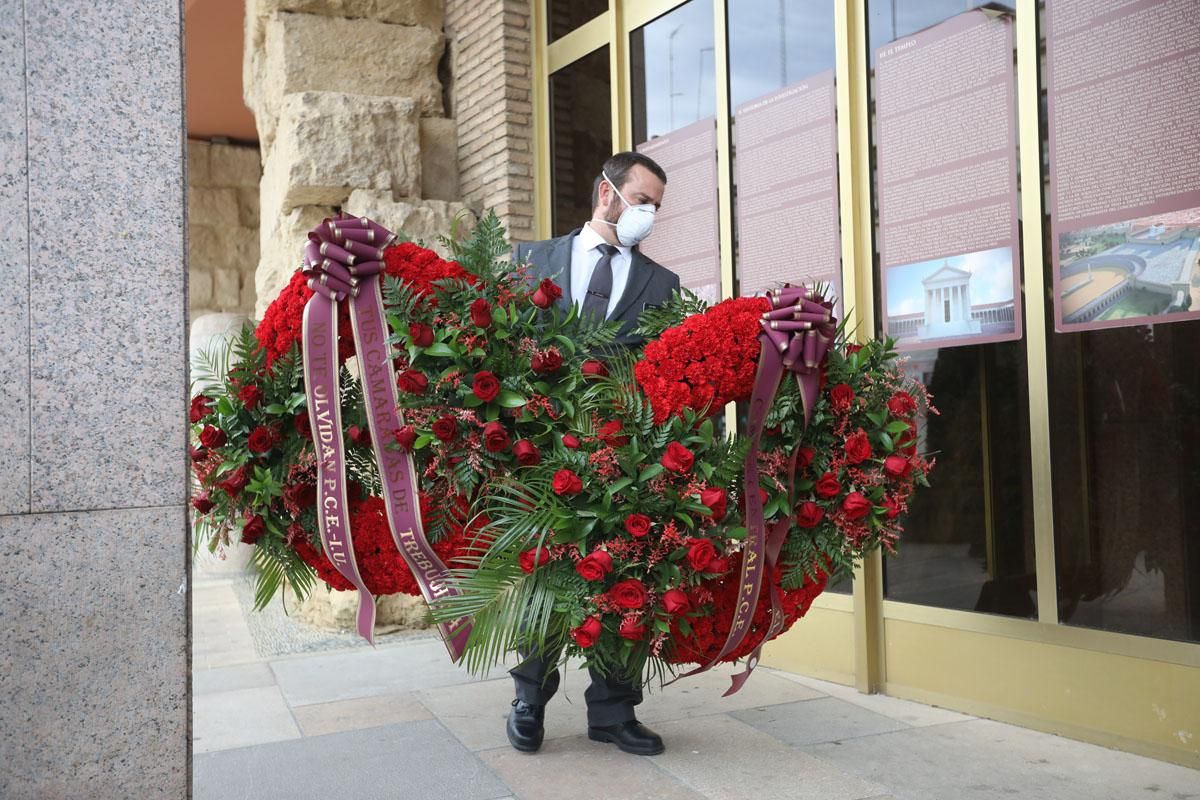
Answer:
[192,572,1200,800]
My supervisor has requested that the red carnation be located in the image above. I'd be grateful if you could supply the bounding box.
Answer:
[571,616,602,648]
[347,425,373,449]
[189,395,212,424]
[248,426,274,454]
[829,383,854,413]
[531,278,562,309]
[609,578,648,609]
[662,442,694,474]
[472,370,501,402]
[815,471,842,499]
[619,617,646,641]
[887,391,917,417]
[884,454,912,479]
[482,421,511,453]
[191,491,215,514]
[398,369,429,395]
[576,550,613,581]
[796,501,824,528]
[561,434,580,449]
[552,468,583,496]
[581,360,609,378]
[624,513,651,538]
[844,429,872,465]
[685,538,719,572]
[662,588,691,614]
[597,420,627,447]
[294,410,312,439]
[216,465,250,498]
[408,322,434,348]
[469,298,493,328]
[238,384,263,411]
[699,487,728,521]
[530,348,563,375]
[241,514,266,546]
[394,425,417,450]
[199,425,227,450]
[513,440,540,466]
[519,546,550,574]
[841,491,872,520]
[432,415,458,442]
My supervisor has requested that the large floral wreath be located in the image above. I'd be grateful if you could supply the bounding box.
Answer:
[189,211,933,686]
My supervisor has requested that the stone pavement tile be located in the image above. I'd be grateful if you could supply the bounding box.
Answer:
[270,638,510,707]
[652,714,890,800]
[193,662,277,697]
[731,696,910,747]
[291,691,433,737]
[193,581,258,669]
[192,686,301,754]
[477,735,706,800]
[193,719,511,800]
[804,718,1200,800]
[764,669,975,728]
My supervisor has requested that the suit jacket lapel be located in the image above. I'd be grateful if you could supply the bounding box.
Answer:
[548,229,578,311]
[610,248,654,322]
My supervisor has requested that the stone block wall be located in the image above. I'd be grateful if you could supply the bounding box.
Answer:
[188,139,261,318]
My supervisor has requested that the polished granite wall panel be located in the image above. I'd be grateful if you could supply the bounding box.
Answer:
[0,506,188,798]
[0,4,30,514]
[25,0,187,512]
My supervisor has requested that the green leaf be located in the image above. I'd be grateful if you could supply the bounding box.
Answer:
[639,463,665,483]
[497,390,527,408]
[879,431,895,453]
[884,420,910,434]
[424,343,456,358]
[608,477,634,495]
[726,526,748,540]
[263,403,288,415]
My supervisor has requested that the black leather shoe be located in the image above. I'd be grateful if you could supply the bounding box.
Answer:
[506,699,545,752]
[587,719,665,756]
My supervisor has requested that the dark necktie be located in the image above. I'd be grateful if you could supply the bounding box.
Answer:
[582,244,619,321]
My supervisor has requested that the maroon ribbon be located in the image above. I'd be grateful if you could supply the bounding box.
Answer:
[673,285,835,695]
[300,215,471,660]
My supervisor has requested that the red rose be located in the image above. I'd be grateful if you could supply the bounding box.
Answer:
[798,447,815,470]
[844,429,872,464]
[241,514,266,545]
[619,617,646,641]
[576,550,613,581]
[609,578,648,609]
[897,421,918,456]
[482,421,511,453]
[238,383,263,410]
[432,415,458,442]
[512,440,540,466]
[561,434,580,449]
[597,420,627,447]
[216,465,249,498]
[707,557,731,574]
[394,425,417,450]
[469,298,493,328]
[882,495,902,519]
[829,383,854,413]
[284,481,316,509]
[531,278,563,309]
[685,538,719,572]
[887,391,917,417]
[294,410,311,438]
[472,370,501,402]
[796,501,824,528]
[624,513,651,538]
[552,468,583,496]
[530,348,563,375]
[571,615,602,648]
[189,395,212,423]
[581,360,609,378]
[815,471,842,499]
[191,491,215,514]
[661,442,695,473]
[347,425,373,448]
[248,426,274,454]
[884,454,912,479]
[199,425,227,450]
[699,487,728,521]
[846,343,863,354]
[408,322,434,348]
[842,491,872,520]
[397,369,429,394]
[662,588,691,614]
[519,546,550,574]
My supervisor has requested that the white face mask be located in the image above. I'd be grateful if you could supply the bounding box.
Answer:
[593,170,657,247]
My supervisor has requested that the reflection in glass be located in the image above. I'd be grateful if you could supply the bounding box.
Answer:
[727,0,836,109]
[867,0,1015,61]
[630,0,715,144]
[547,0,608,44]
[549,47,612,237]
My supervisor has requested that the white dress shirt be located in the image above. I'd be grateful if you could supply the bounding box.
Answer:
[570,222,632,320]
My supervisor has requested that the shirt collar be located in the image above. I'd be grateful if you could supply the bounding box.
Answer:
[580,222,631,259]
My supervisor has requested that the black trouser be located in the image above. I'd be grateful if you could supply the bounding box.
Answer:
[510,641,643,727]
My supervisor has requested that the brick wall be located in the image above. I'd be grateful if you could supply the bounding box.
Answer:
[444,0,536,244]
[187,139,260,318]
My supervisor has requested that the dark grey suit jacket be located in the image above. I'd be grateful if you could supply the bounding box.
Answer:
[512,227,680,348]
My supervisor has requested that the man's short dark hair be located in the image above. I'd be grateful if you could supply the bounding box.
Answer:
[591,151,668,209]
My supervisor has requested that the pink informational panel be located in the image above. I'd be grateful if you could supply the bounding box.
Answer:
[875,10,1023,352]
[733,69,841,309]
[636,117,722,304]
[1047,0,1200,332]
